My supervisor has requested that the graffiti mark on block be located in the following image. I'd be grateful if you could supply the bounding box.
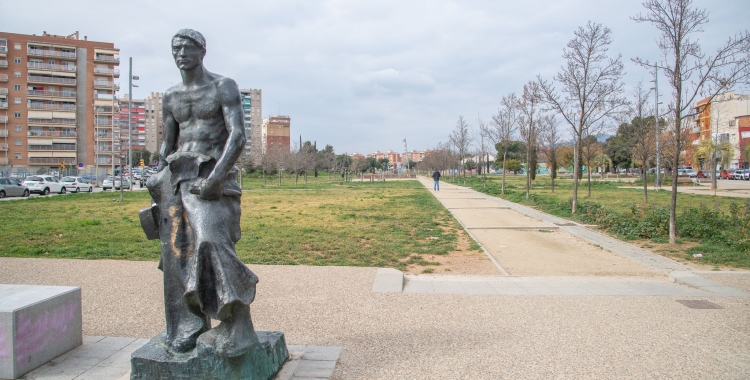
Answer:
[14,300,79,366]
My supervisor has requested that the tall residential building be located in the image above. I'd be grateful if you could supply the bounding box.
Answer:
[261,115,290,154]
[114,96,146,166]
[0,31,119,175]
[144,92,163,158]
[239,88,262,162]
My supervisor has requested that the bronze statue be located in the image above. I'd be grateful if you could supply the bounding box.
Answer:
[141,28,258,357]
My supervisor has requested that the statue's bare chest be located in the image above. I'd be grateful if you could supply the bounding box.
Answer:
[170,86,222,124]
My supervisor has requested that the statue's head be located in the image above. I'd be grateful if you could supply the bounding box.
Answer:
[171,29,206,70]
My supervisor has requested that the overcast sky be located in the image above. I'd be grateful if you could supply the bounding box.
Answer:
[2,0,748,154]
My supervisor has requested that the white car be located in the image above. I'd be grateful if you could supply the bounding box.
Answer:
[102,176,131,190]
[21,175,66,195]
[60,176,94,193]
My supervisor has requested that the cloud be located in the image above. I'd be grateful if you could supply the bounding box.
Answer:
[351,68,436,96]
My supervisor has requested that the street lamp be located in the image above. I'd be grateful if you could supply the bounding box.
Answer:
[127,57,139,191]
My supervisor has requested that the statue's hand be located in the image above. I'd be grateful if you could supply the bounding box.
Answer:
[199,177,223,201]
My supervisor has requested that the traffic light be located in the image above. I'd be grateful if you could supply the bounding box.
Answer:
[139,159,145,168]
[60,162,66,173]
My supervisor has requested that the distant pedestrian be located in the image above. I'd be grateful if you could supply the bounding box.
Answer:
[432,169,441,191]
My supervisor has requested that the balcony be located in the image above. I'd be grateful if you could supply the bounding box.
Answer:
[28,131,77,138]
[27,76,77,86]
[95,146,114,152]
[0,101,7,109]
[28,103,76,111]
[28,144,76,151]
[0,46,7,54]
[96,157,114,164]
[94,55,119,63]
[0,130,7,137]
[27,89,76,98]
[94,67,120,77]
[0,60,7,68]
[95,93,115,100]
[28,118,76,125]
[94,80,120,90]
[0,88,7,95]
[29,157,77,165]
[95,119,113,126]
[0,116,7,123]
[27,62,77,73]
[27,48,76,59]
[0,144,7,151]
[0,74,7,82]
[95,106,114,113]
[96,133,114,139]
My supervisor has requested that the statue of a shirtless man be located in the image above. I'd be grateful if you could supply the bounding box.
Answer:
[141,29,259,357]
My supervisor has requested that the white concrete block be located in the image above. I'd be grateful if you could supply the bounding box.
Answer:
[0,285,82,379]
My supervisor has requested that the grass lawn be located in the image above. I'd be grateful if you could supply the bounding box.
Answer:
[0,179,478,271]
[446,173,750,269]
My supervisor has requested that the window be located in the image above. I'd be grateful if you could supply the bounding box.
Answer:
[14,43,21,50]
[14,139,21,146]
[14,126,21,132]
[13,85,20,91]
[13,112,21,118]
[14,98,20,105]
[48,60,55,65]
[13,71,20,77]
[14,153,21,159]
[13,57,21,64]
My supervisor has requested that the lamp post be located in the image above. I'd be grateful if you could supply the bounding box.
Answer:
[650,65,661,189]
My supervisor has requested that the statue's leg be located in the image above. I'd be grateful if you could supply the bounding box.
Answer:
[155,170,210,353]
[181,180,260,356]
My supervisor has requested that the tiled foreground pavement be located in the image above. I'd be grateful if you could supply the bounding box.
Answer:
[21,337,341,380]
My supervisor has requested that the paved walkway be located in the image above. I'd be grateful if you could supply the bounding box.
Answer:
[416,176,748,298]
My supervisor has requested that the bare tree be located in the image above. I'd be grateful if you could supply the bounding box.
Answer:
[475,115,493,188]
[627,82,657,203]
[538,21,628,214]
[517,81,543,200]
[540,114,563,193]
[580,133,601,197]
[490,93,521,194]
[632,0,750,243]
[449,115,472,184]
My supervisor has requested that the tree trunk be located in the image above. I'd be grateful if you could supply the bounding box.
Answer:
[551,157,556,193]
[572,139,579,215]
[525,145,531,200]
[642,164,648,204]
[587,162,592,197]
[501,149,507,195]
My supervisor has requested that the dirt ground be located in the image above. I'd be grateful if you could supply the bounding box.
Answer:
[403,229,500,275]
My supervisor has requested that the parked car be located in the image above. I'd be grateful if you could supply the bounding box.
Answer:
[0,177,30,198]
[735,169,747,180]
[723,168,737,179]
[80,174,98,181]
[60,176,94,193]
[102,176,131,190]
[21,175,66,195]
[696,170,711,178]
[677,169,697,178]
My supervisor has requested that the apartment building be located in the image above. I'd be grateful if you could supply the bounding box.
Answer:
[114,96,146,167]
[239,88,262,162]
[0,31,119,175]
[144,92,163,158]
[690,91,750,169]
[261,115,290,154]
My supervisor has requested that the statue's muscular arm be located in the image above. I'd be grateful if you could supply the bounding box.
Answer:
[157,91,179,172]
[199,78,246,200]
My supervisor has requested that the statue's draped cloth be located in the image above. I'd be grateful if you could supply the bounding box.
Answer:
[145,151,257,342]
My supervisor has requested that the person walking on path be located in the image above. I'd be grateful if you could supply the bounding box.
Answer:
[432,169,441,191]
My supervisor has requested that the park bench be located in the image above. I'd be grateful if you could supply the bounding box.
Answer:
[0,285,81,379]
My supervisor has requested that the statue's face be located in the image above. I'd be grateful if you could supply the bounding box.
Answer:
[172,37,204,70]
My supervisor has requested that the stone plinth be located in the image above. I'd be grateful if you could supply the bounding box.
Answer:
[130,331,288,380]
[0,284,82,379]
